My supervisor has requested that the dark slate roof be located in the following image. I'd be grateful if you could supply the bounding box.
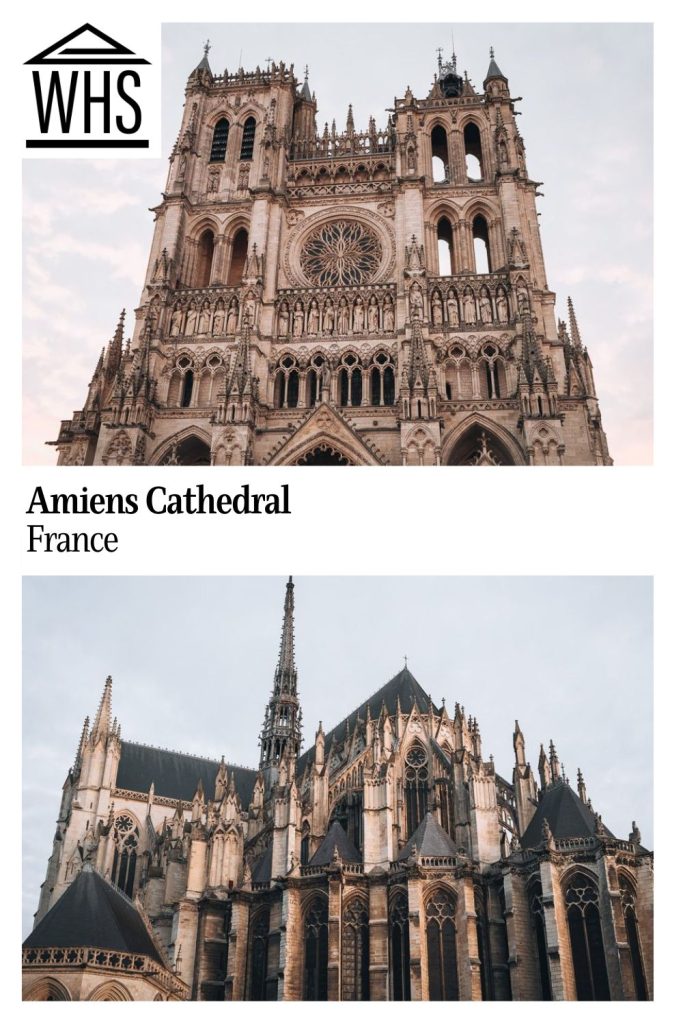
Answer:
[521,781,615,849]
[310,821,362,866]
[485,57,506,81]
[117,741,257,807]
[298,667,438,771]
[252,844,273,884]
[23,867,163,963]
[397,812,459,861]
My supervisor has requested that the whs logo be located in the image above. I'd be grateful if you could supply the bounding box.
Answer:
[24,23,154,152]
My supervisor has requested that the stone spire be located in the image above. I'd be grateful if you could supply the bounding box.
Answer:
[91,676,113,743]
[259,578,302,775]
[567,296,583,350]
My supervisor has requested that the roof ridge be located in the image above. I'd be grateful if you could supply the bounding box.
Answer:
[121,739,257,773]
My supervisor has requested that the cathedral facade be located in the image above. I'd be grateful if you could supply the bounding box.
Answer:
[24,579,651,1001]
[51,45,611,466]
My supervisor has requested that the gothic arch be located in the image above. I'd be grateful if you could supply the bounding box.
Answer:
[88,981,133,1001]
[562,868,610,1000]
[25,977,72,1001]
[442,415,527,466]
[269,406,382,467]
[187,214,223,244]
[150,427,213,466]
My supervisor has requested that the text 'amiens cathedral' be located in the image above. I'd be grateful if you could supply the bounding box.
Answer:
[23,579,651,1001]
[51,45,611,466]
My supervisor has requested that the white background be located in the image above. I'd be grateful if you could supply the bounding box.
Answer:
[6,0,680,1016]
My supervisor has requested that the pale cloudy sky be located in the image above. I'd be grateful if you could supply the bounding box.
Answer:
[23,575,652,938]
[22,23,652,464]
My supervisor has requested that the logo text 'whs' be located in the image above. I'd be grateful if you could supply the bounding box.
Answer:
[25,23,151,150]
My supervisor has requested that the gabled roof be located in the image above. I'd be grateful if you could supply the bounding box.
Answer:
[309,821,362,866]
[298,667,438,771]
[23,867,163,963]
[397,811,459,861]
[521,780,614,849]
[116,741,257,807]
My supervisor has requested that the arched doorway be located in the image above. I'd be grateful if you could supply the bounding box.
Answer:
[159,436,211,466]
[296,445,351,466]
[447,427,516,466]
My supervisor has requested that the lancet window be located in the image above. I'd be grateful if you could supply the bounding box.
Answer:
[111,814,139,898]
[303,897,328,1000]
[619,877,648,1000]
[210,119,229,162]
[528,878,552,1000]
[425,888,459,1000]
[341,897,370,1001]
[248,907,270,1000]
[389,891,411,1001]
[404,744,429,837]
[240,117,256,160]
[564,872,610,1000]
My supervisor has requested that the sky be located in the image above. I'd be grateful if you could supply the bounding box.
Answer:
[22,22,652,465]
[22,574,653,938]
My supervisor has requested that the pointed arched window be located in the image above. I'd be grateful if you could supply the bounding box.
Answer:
[464,122,483,179]
[390,891,411,1000]
[303,897,328,1000]
[565,872,610,1000]
[431,125,449,182]
[619,877,648,1000]
[342,897,369,1000]
[425,888,459,1000]
[528,878,552,1000]
[473,216,492,274]
[111,814,139,898]
[210,119,229,162]
[404,744,429,837]
[195,229,215,287]
[248,907,269,1000]
[437,217,455,275]
[240,117,256,160]
[228,228,249,286]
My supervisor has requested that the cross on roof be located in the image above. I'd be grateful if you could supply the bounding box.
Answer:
[203,39,211,58]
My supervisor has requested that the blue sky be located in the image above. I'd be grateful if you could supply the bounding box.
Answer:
[23,23,652,463]
[22,575,653,938]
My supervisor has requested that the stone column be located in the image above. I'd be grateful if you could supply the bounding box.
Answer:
[225,897,249,1000]
[368,878,389,999]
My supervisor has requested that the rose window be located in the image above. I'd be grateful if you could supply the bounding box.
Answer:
[300,220,382,287]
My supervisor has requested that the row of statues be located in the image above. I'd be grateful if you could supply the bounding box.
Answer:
[277,292,395,338]
[168,293,257,337]
[425,283,517,327]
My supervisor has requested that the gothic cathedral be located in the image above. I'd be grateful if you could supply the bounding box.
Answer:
[23,579,651,1001]
[51,46,611,466]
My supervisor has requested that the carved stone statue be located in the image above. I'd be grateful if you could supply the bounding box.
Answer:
[226,298,239,334]
[409,283,424,318]
[198,302,211,334]
[368,296,379,333]
[293,301,304,338]
[517,285,529,314]
[323,298,335,334]
[496,289,508,322]
[383,297,394,332]
[431,292,443,325]
[169,307,183,337]
[353,296,365,333]
[243,292,256,325]
[463,289,476,324]
[212,302,225,335]
[185,303,197,335]
[480,290,492,324]
[446,289,459,325]
[308,299,320,335]
[278,303,290,337]
[338,297,350,334]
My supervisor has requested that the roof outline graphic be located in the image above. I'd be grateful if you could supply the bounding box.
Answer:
[25,23,150,65]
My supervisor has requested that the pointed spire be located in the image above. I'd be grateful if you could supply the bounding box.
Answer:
[91,676,113,743]
[548,739,560,782]
[195,39,212,74]
[485,46,506,83]
[567,296,583,350]
[74,716,90,772]
[513,719,526,767]
[259,578,302,772]
[577,767,587,803]
[346,104,355,134]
